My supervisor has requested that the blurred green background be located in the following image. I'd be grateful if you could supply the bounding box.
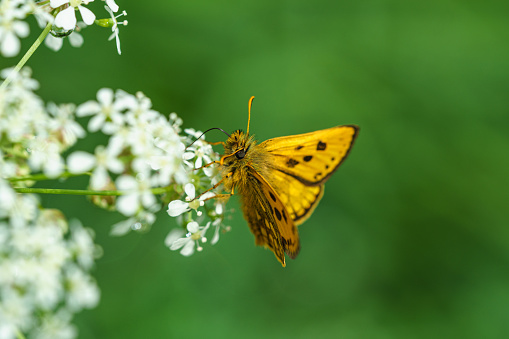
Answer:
[3,0,509,338]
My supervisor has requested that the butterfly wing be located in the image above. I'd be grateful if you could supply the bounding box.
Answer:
[260,125,358,224]
[267,172,324,226]
[238,165,300,267]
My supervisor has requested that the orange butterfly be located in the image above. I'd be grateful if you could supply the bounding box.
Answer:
[199,97,359,266]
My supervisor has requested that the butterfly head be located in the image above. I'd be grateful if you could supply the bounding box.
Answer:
[224,129,254,160]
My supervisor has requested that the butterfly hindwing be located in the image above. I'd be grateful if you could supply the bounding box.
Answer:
[238,165,300,266]
[266,170,324,226]
[260,125,359,186]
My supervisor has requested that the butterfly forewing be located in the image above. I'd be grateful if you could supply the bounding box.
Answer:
[238,165,300,266]
[260,125,359,186]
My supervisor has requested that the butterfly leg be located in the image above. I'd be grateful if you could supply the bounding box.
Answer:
[201,186,235,202]
[194,160,220,171]
[194,172,233,200]
[193,152,236,171]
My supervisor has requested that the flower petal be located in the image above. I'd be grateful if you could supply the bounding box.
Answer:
[195,156,203,169]
[184,183,195,200]
[170,237,189,251]
[186,221,199,233]
[78,6,96,26]
[67,151,96,173]
[69,32,84,47]
[105,0,119,12]
[165,229,185,247]
[116,175,138,190]
[50,0,69,7]
[179,241,195,256]
[76,101,101,117]
[199,192,215,201]
[167,200,189,217]
[97,88,114,106]
[110,218,134,236]
[116,194,138,216]
[1,32,20,57]
[45,35,64,51]
[55,7,77,30]
[90,166,108,189]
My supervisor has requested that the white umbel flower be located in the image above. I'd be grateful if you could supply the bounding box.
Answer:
[104,6,127,55]
[116,174,157,217]
[167,183,215,217]
[0,0,30,57]
[67,145,124,189]
[167,221,210,256]
[76,88,132,133]
[51,0,96,30]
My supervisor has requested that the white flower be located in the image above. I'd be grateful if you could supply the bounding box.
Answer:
[27,138,65,178]
[167,221,210,256]
[0,1,30,57]
[116,174,157,216]
[45,30,84,51]
[148,136,188,186]
[47,102,85,147]
[24,1,55,28]
[67,145,123,189]
[0,179,16,218]
[167,183,215,217]
[103,0,119,12]
[104,6,127,55]
[32,311,77,339]
[183,141,214,176]
[76,88,130,133]
[64,265,100,312]
[7,193,38,228]
[110,209,157,236]
[0,290,33,337]
[68,221,97,270]
[52,0,96,30]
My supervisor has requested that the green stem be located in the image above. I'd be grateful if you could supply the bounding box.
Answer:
[0,22,53,91]
[16,329,26,339]
[7,171,91,182]
[13,186,174,196]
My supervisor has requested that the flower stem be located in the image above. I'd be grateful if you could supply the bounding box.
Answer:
[16,329,26,339]
[7,171,91,182]
[0,22,53,91]
[13,186,174,196]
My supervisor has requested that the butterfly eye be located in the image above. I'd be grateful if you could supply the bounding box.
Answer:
[235,148,246,159]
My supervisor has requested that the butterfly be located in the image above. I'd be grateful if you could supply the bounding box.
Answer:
[197,96,359,266]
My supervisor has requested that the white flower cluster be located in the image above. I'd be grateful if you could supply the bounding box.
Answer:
[1,66,232,335]
[69,87,230,254]
[0,179,100,339]
[0,67,85,179]
[0,0,127,57]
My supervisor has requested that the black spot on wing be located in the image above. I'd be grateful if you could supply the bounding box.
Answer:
[286,158,299,168]
[317,141,326,150]
[269,191,276,202]
[314,172,322,180]
[303,155,313,162]
[295,145,304,150]
[282,209,288,223]
[274,207,282,221]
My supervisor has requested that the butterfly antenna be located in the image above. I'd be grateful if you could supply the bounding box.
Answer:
[186,127,230,150]
[246,96,255,136]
